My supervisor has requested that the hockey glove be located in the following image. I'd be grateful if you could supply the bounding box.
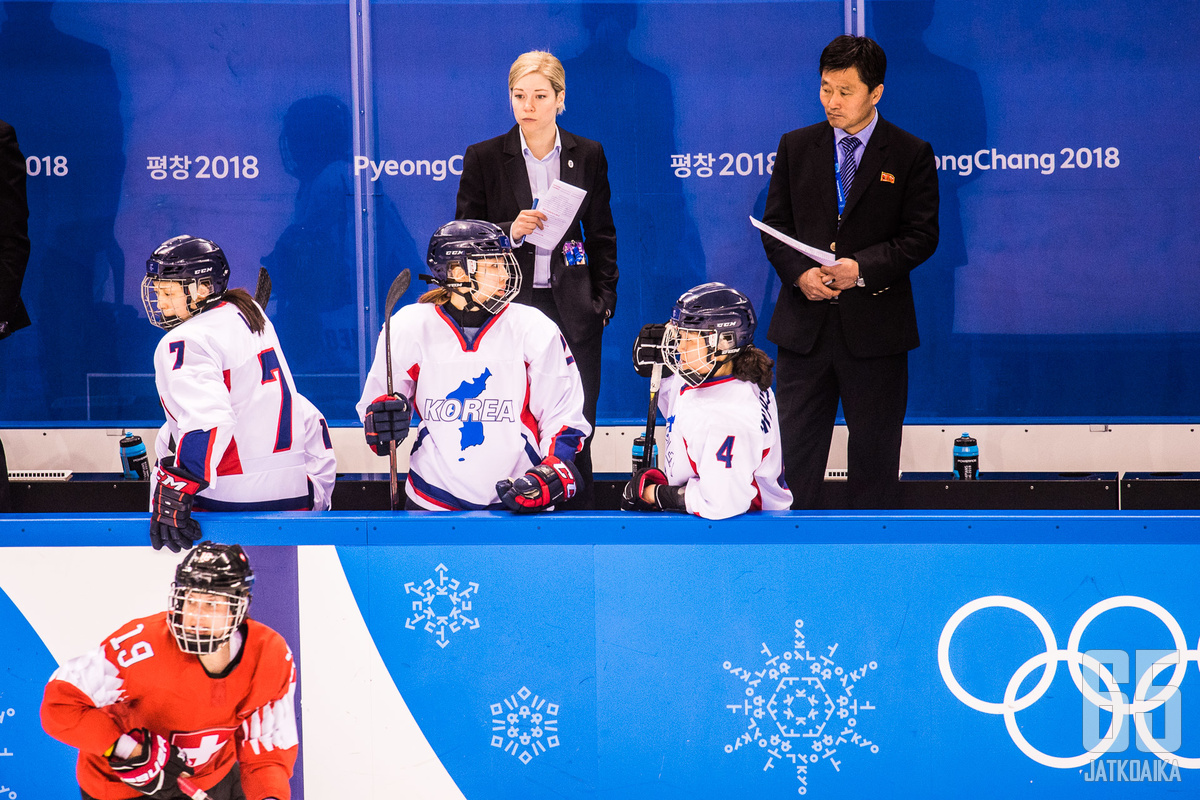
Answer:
[632,323,671,378]
[108,728,192,798]
[364,394,412,456]
[150,460,207,553]
[496,456,582,513]
[621,467,668,511]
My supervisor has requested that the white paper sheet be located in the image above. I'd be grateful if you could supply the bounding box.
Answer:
[750,216,838,266]
[525,180,588,249]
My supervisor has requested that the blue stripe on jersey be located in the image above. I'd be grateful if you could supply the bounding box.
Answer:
[520,434,541,467]
[194,492,313,512]
[411,426,430,455]
[177,428,215,481]
[434,304,508,352]
[558,334,575,365]
[407,470,507,511]
[550,425,586,462]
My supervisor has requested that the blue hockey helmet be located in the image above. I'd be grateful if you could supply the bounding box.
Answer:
[142,235,231,329]
[663,282,757,386]
[423,220,521,314]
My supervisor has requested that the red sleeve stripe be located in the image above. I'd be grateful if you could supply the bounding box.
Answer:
[520,366,539,439]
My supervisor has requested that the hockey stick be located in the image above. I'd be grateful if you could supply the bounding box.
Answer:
[177,777,212,800]
[638,362,663,473]
[254,266,272,308]
[383,268,412,510]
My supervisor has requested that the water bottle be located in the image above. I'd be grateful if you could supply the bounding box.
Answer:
[953,432,979,480]
[631,434,658,473]
[120,432,150,480]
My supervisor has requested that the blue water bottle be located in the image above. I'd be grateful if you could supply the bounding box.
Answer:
[631,434,658,473]
[953,433,979,480]
[119,432,150,480]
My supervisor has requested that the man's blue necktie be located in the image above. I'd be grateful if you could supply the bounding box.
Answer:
[838,135,861,213]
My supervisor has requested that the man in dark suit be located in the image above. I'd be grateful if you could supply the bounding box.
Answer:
[0,118,29,341]
[456,55,618,506]
[761,35,939,509]
[0,119,29,512]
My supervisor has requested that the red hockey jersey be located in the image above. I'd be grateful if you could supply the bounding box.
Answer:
[41,613,297,800]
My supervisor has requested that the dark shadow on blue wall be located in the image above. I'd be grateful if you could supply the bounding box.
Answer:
[869,0,988,419]
[263,95,419,421]
[0,2,131,421]
[563,4,706,419]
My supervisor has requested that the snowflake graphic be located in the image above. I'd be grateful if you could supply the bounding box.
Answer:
[403,563,479,648]
[489,686,560,765]
[722,618,879,795]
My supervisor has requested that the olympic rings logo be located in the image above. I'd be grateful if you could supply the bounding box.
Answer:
[938,595,1199,769]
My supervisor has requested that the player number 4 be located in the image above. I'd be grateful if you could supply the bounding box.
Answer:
[716,436,735,468]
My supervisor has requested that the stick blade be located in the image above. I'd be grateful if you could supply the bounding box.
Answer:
[384,269,412,318]
[254,266,272,308]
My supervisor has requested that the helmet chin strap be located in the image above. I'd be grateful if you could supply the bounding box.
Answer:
[446,281,489,314]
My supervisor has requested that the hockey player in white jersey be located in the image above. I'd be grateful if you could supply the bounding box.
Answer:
[357,220,590,511]
[143,235,336,552]
[622,283,792,519]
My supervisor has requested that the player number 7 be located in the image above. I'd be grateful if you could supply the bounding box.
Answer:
[259,348,294,452]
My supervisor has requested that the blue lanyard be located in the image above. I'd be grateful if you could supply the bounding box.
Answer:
[835,159,847,217]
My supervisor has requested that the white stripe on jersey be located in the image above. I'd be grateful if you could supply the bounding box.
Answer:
[240,668,299,755]
[49,646,124,708]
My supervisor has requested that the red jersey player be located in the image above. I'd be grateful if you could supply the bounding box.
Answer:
[41,542,297,800]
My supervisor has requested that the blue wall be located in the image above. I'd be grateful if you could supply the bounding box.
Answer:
[3,512,1200,796]
[1,0,1197,425]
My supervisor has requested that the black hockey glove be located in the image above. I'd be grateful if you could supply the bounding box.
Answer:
[632,323,671,378]
[150,459,208,553]
[108,728,192,797]
[496,457,582,513]
[621,468,687,512]
[364,394,412,456]
[621,467,668,511]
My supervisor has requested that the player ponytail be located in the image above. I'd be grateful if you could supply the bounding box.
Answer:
[731,345,774,391]
[419,286,452,305]
[220,288,267,334]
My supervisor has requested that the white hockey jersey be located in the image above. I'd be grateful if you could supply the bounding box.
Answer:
[657,373,793,519]
[357,302,590,510]
[153,300,335,511]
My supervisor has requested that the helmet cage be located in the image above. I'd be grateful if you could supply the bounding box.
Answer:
[168,584,250,654]
[454,250,521,314]
[141,275,219,329]
[663,322,741,387]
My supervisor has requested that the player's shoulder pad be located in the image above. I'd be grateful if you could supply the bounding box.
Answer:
[511,304,569,345]
[244,618,295,663]
[697,380,767,433]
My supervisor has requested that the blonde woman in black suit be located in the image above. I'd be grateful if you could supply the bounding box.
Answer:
[456,50,618,507]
